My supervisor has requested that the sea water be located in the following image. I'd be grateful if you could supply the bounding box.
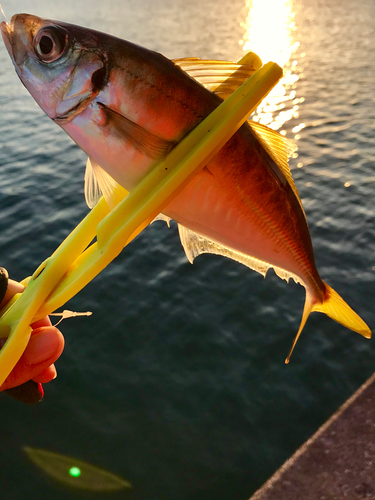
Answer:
[0,0,375,499]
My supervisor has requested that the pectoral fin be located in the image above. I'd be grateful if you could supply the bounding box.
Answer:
[99,103,177,160]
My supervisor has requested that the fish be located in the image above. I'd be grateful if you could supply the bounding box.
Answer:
[1,13,371,361]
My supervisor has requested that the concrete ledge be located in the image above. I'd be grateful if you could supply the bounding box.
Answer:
[250,372,375,500]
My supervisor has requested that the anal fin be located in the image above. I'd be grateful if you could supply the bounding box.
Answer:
[178,224,303,285]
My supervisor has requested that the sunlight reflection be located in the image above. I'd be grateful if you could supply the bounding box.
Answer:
[240,0,303,136]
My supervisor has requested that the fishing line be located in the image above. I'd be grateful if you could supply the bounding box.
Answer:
[0,3,9,24]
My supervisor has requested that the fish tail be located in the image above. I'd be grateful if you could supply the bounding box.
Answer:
[285,281,371,363]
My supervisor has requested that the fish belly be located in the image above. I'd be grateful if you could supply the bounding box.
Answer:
[164,125,324,298]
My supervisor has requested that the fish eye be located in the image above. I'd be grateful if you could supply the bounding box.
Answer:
[34,27,68,63]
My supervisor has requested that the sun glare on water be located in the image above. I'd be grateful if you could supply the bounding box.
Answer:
[240,0,304,136]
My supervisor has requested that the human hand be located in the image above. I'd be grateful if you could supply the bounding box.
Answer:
[0,268,64,402]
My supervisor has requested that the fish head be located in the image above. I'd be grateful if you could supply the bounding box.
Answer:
[1,13,107,121]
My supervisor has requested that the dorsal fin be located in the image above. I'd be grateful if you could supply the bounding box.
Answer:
[177,223,303,285]
[246,121,305,215]
[174,56,302,211]
[84,157,127,209]
[173,57,259,100]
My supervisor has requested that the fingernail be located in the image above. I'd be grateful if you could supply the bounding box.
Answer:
[51,365,57,380]
[23,330,60,365]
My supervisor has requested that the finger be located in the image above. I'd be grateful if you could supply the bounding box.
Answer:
[0,278,25,308]
[2,279,51,328]
[0,326,64,391]
[32,364,57,383]
[4,380,44,404]
[31,316,52,329]
[0,267,8,303]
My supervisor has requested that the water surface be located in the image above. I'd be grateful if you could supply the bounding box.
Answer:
[0,1,375,499]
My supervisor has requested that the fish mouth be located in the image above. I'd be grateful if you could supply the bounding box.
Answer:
[1,14,46,68]
[1,15,26,69]
[1,20,14,61]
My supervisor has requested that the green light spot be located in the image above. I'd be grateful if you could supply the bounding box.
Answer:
[24,447,131,490]
[69,466,81,477]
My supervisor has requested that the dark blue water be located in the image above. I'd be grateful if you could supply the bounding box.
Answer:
[1,0,375,499]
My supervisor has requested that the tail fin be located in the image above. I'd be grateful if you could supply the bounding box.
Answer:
[285,281,371,363]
